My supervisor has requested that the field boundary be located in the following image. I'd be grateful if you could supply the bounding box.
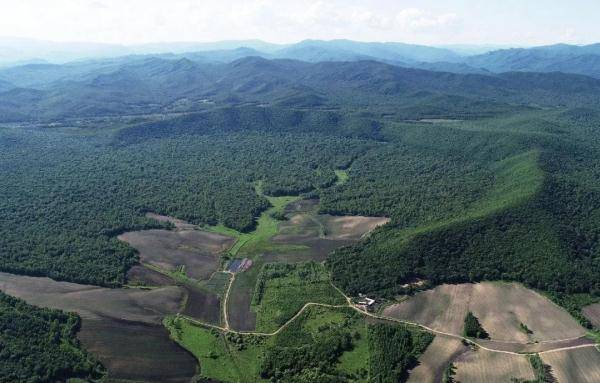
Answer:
[176,278,600,357]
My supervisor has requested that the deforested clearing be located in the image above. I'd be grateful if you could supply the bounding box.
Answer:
[119,227,234,280]
[383,282,586,342]
[383,283,472,335]
[275,212,388,241]
[78,318,197,383]
[407,335,468,383]
[454,348,535,383]
[319,215,390,240]
[146,212,198,230]
[541,347,600,383]
[0,271,183,323]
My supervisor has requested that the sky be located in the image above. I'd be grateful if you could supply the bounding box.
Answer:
[0,0,599,46]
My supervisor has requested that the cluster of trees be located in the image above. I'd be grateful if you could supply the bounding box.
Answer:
[512,354,555,383]
[463,312,489,339]
[260,329,354,382]
[0,292,102,382]
[367,323,433,383]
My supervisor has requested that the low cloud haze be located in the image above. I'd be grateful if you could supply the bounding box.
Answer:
[0,0,599,46]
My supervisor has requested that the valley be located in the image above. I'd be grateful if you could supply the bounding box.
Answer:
[2,41,600,382]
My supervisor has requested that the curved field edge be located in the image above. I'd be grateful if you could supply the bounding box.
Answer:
[0,292,104,382]
[328,149,553,296]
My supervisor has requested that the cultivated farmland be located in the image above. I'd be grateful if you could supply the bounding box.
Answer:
[541,347,600,383]
[0,271,196,381]
[454,348,536,382]
[383,282,586,342]
[407,335,468,383]
[118,227,234,280]
[0,271,184,323]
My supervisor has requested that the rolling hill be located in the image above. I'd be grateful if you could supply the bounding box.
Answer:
[2,56,600,122]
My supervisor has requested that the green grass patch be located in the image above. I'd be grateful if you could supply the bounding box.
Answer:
[251,262,347,332]
[165,316,266,383]
[203,223,243,239]
[334,169,349,185]
[338,324,369,382]
[204,193,306,258]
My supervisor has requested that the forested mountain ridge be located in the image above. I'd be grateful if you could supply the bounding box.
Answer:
[2,58,600,292]
[463,43,600,78]
[2,56,600,122]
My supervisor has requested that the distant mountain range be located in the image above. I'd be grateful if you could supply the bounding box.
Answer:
[3,38,600,79]
[2,54,600,122]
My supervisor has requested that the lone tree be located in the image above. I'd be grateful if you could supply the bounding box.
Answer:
[463,312,489,339]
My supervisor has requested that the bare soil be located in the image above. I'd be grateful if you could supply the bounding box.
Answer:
[119,228,233,280]
[541,346,600,383]
[78,318,197,383]
[0,271,195,382]
[182,284,221,325]
[265,237,353,262]
[226,271,257,332]
[407,335,468,383]
[275,212,388,242]
[476,336,595,354]
[146,212,198,230]
[383,282,586,343]
[454,348,535,383]
[319,215,389,240]
[0,271,183,323]
[469,282,585,342]
[127,264,174,286]
[383,284,472,336]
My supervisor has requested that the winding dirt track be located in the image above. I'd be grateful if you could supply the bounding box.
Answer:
[221,271,235,330]
[180,278,599,356]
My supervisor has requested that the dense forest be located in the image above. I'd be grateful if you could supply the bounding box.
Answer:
[0,120,370,285]
[0,292,101,382]
[3,98,600,297]
[327,109,600,298]
[367,323,433,383]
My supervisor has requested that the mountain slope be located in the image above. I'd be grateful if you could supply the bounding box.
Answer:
[3,57,600,122]
[465,44,600,78]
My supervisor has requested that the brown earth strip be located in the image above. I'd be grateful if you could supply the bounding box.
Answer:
[383,282,586,344]
[181,284,222,326]
[407,335,468,383]
[541,346,600,383]
[126,264,174,286]
[78,318,197,383]
[454,348,536,383]
[119,229,231,280]
[0,271,183,323]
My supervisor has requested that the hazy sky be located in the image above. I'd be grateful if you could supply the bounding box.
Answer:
[1,0,599,46]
